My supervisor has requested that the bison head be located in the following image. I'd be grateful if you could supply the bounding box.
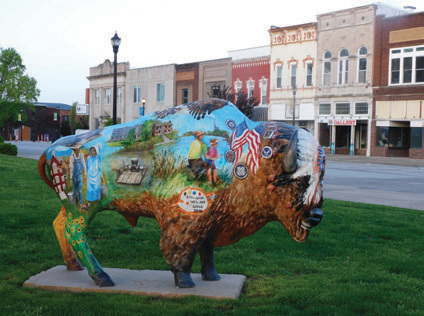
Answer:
[265,127,325,242]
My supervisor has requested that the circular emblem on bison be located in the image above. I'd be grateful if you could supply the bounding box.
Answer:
[261,146,273,159]
[226,119,237,130]
[233,163,248,180]
[224,150,236,163]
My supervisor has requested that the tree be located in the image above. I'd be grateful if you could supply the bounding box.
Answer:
[69,102,78,134]
[206,84,258,119]
[0,47,40,138]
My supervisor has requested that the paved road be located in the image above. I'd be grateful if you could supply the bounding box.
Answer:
[6,141,424,211]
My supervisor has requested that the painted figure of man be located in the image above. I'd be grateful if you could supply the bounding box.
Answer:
[86,145,104,204]
[188,130,212,182]
[69,145,86,207]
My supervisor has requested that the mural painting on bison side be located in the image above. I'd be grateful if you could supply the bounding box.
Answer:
[38,98,325,289]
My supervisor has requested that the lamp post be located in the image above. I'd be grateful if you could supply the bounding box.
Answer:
[292,84,297,127]
[142,98,146,116]
[19,109,23,141]
[111,32,121,125]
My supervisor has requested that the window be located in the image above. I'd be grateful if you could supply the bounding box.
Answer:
[260,79,267,105]
[182,89,188,104]
[319,103,331,115]
[338,49,349,85]
[235,80,242,101]
[117,87,122,104]
[211,85,219,97]
[247,80,254,99]
[306,63,313,86]
[335,103,350,115]
[411,128,423,148]
[390,46,424,84]
[355,102,368,115]
[133,85,141,103]
[358,47,367,83]
[323,51,331,85]
[276,65,282,88]
[157,83,165,102]
[376,127,410,147]
[290,63,297,88]
[104,89,111,105]
[95,90,100,105]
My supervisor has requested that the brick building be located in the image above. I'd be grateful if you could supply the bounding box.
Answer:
[372,12,424,158]
[229,46,270,121]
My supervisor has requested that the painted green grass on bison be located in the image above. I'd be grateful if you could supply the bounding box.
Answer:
[0,154,423,314]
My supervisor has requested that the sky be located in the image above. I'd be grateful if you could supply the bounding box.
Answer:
[0,0,422,105]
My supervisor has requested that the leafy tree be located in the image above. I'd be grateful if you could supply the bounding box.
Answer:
[127,128,136,145]
[69,102,78,134]
[206,84,258,119]
[0,48,40,138]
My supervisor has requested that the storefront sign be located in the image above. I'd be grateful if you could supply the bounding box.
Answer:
[330,120,356,126]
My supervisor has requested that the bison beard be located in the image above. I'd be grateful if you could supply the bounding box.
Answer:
[111,141,312,288]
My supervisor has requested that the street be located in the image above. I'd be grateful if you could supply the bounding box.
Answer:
[6,141,424,211]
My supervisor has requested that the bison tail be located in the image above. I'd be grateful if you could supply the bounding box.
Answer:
[38,153,54,190]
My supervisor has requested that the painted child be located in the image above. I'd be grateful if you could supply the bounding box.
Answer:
[206,138,222,183]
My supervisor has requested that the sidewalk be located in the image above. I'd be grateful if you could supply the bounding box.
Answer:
[325,154,424,167]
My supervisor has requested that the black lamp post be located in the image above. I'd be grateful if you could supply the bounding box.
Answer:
[111,32,121,125]
[292,84,297,127]
[142,98,146,116]
[20,109,23,141]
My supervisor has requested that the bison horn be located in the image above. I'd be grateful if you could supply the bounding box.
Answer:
[282,130,298,173]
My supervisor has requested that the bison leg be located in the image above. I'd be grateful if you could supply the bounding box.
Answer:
[199,242,220,281]
[53,206,83,271]
[65,214,114,287]
[160,234,197,288]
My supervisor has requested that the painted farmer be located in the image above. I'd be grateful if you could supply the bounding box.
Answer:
[188,130,212,182]
[86,145,104,204]
[206,138,222,183]
[69,145,86,207]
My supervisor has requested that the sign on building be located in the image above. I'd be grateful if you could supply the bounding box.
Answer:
[76,104,89,115]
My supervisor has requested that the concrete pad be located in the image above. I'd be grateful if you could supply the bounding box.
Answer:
[23,266,245,299]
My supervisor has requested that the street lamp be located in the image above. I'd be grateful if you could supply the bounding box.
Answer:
[111,31,121,125]
[20,109,23,141]
[142,98,146,116]
[292,84,297,127]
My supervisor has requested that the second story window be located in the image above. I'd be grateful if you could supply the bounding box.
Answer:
[335,103,350,115]
[290,63,297,88]
[104,88,111,105]
[358,47,367,83]
[276,65,282,88]
[306,63,313,87]
[157,83,165,102]
[260,79,267,105]
[319,103,331,115]
[95,89,100,105]
[338,49,349,85]
[211,85,219,97]
[355,102,368,115]
[390,46,424,85]
[134,85,141,103]
[323,51,331,85]
[247,79,254,99]
[182,88,188,104]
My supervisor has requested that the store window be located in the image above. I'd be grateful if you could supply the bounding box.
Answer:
[411,128,423,148]
[376,127,410,148]
[319,123,330,147]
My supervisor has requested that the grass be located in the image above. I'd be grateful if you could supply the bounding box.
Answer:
[1,153,423,315]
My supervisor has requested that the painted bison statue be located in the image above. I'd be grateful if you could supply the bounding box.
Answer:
[38,98,325,288]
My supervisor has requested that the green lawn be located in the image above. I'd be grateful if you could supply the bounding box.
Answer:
[0,154,423,315]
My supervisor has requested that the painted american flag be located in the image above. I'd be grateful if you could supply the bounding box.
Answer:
[230,120,249,164]
[246,124,265,175]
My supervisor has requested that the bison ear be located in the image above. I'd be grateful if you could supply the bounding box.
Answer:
[282,130,298,173]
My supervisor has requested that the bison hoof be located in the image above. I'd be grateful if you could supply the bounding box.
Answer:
[174,272,195,288]
[202,270,221,281]
[66,258,83,271]
[91,271,115,287]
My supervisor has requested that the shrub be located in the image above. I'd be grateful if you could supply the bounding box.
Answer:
[0,143,18,156]
[0,135,4,143]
